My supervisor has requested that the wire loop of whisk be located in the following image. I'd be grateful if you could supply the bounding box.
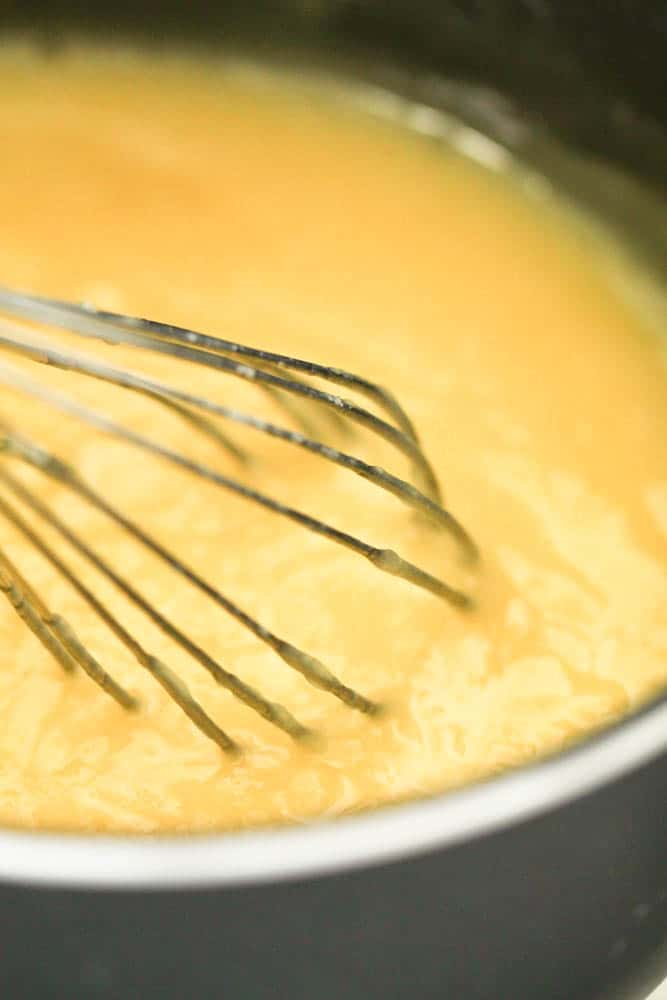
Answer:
[0,287,446,501]
[0,326,478,560]
[0,287,480,752]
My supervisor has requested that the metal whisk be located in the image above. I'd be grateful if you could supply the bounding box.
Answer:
[0,285,478,753]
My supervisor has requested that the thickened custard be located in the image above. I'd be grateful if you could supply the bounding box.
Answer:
[0,45,665,833]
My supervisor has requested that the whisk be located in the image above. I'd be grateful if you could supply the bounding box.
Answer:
[0,285,479,753]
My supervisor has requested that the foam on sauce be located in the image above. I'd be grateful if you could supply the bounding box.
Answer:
[0,44,665,833]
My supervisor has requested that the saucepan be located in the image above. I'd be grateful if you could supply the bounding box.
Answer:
[0,2,666,997]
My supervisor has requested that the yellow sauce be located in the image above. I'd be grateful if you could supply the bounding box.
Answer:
[0,44,665,833]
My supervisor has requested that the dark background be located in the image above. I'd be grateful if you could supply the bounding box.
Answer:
[2,1,666,179]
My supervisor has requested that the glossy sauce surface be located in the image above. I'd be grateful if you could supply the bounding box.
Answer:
[0,45,665,832]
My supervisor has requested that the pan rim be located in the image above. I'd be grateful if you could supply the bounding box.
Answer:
[0,687,666,889]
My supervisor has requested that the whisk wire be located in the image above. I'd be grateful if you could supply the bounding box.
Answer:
[0,368,473,606]
[0,519,139,708]
[0,286,421,440]
[0,325,477,558]
[0,287,480,752]
[0,545,80,676]
[0,424,380,715]
[0,467,306,749]
[0,288,441,501]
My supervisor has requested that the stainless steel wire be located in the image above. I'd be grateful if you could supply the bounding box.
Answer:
[0,286,479,751]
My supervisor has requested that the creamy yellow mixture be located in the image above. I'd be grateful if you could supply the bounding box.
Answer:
[0,45,665,833]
